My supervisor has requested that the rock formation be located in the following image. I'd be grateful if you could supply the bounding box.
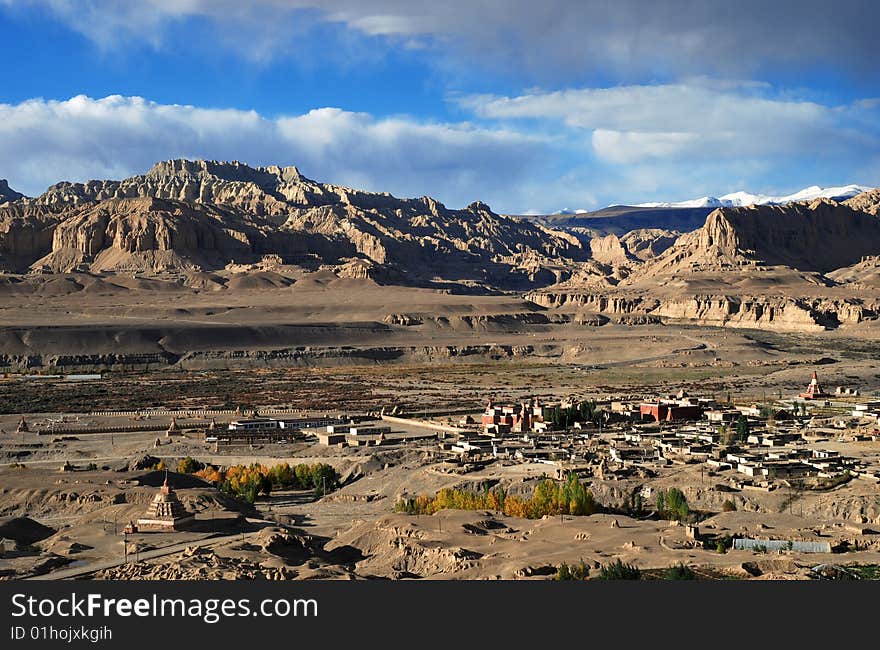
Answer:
[527,195,880,332]
[3,159,587,288]
[635,199,880,278]
[0,180,24,204]
[0,205,59,272]
[844,188,880,216]
[2,160,879,335]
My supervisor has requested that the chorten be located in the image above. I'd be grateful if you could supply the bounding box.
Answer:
[800,371,828,400]
[135,474,194,532]
[165,417,181,437]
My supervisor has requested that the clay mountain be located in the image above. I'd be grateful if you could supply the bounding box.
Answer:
[0,160,584,290]
[1,159,879,371]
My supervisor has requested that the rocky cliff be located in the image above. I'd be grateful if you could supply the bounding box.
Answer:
[0,180,24,204]
[29,196,316,274]
[844,188,880,216]
[3,161,880,330]
[627,198,880,281]
[526,289,880,332]
[4,159,586,288]
[0,205,59,272]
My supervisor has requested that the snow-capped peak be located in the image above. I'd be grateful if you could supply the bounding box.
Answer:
[633,184,873,209]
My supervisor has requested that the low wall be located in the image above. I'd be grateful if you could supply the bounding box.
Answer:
[381,414,469,434]
[732,538,832,553]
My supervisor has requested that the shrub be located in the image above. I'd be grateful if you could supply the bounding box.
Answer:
[663,563,696,580]
[177,457,200,474]
[721,499,736,512]
[597,559,641,580]
[556,560,590,580]
[194,465,223,483]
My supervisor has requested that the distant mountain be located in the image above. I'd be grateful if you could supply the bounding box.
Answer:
[515,205,714,236]
[634,184,872,209]
[516,184,876,235]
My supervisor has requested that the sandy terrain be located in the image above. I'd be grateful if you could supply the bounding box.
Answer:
[2,391,880,581]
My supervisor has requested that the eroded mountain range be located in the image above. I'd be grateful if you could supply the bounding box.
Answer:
[2,159,880,341]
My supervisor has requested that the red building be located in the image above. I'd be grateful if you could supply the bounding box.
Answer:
[482,399,535,433]
[639,401,703,422]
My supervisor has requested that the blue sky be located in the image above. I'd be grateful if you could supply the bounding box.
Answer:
[1,1,878,213]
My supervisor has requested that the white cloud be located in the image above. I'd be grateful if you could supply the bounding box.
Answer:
[0,95,549,210]
[0,90,876,215]
[591,131,702,164]
[463,81,880,164]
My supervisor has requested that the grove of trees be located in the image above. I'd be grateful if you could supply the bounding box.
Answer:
[396,472,600,519]
[189,462,339,503]
[546,400,604,429]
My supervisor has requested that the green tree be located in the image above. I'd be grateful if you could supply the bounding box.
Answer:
[556,560,590,580]
[597,559,641,580]
[665,487,690,521]
[270,463,294,488]
[735,416,750,442]
[664,563,696,580]
[241,480,260,503]
[294,464,313,489]
[177,456,199,474]
[657,487,690,521]
[311,463,338,496]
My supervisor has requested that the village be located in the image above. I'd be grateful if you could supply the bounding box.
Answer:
[180,368,880,493]
[3,366,880,580]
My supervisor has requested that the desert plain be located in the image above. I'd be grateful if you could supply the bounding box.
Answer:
[2,161,880,581]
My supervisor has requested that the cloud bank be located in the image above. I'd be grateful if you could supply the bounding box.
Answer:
[0,95,553,209]
[1,87,878,213]
[463,81,879,164]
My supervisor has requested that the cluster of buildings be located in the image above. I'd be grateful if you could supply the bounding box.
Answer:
[116,368,880,541]
[209,415,350,447]
[441,370,880,488]
[318,424,392,447]
[481,398,545,434]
